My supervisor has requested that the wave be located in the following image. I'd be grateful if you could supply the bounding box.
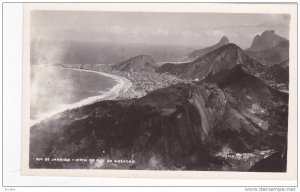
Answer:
[30,67,132,126]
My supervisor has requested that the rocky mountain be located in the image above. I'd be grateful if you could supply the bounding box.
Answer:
[112,55,157,71]
[246,41,289,66]
[247,30,288,52]
[187,36,230,61]
[156,43,264,80]
[30,64,288,171]
[246,31,289,66]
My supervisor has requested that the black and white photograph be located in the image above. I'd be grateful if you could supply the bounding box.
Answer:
[20,3,297,178]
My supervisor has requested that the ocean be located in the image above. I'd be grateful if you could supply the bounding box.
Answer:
[30,66,116,120]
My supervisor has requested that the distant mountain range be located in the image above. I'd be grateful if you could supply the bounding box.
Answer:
[112,55,157,71]
[156,43,264,80]
[155,30,289,91]
[186,36,230,61]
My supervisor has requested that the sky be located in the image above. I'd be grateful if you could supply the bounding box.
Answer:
[31,10,290,49]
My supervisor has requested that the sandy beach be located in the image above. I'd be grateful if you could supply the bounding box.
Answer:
[30,67,132,126]
[64,67,133,100]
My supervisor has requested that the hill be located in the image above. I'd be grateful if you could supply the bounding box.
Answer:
[112,55,157,71]
[187,36,229,61]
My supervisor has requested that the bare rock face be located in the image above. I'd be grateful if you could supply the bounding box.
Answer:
[248,30,288,52]
[188,84,227,140]
[246,31,289,66]
[206,65,288,153]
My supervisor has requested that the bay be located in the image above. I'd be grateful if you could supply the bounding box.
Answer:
[30,66,116,120]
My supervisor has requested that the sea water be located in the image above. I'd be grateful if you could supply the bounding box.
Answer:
[30,66,116,120]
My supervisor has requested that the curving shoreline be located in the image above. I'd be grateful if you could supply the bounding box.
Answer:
[30,67,132,126]
[63,67,133,100]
